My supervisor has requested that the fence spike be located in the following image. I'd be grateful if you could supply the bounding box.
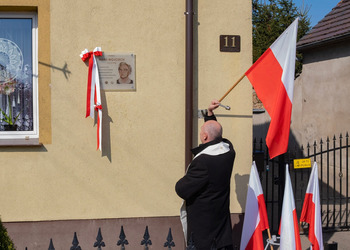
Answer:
[117,225,129,249]
[93,228,105,250]
[164,228,175,249]
[141,226,152,249]
[210,238,217,250]
[70,232,81,250]
[186,232,196,250]
[48,238,55,250]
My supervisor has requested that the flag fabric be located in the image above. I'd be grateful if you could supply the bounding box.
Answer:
[279,164,302,250]
[80,47,103,151]
[300,162,324,250]
[245,18,299,159]
[240,161,269,250]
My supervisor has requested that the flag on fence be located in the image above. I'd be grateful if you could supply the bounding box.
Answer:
[300,162,324,250]
[240,162,269,250]
[279,164,302,250]
[245,18,299,159]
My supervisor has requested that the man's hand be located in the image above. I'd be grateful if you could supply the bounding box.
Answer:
[208,99,220,116]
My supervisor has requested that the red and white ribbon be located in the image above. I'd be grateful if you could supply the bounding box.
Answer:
[80,47,103,151]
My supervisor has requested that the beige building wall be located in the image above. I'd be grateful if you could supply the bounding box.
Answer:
[0,1,252,246]
[196,2,252,213]
[292,41,350,148]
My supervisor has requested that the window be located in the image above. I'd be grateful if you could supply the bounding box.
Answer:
[0,12,38,145]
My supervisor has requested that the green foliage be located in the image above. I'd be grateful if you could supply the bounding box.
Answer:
[0,218,16,250]
[0,95,20,126]
[252,0,311,77]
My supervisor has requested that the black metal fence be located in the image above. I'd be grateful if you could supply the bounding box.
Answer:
[31,226,176,250]
[253,132,350,234]
[32,225,223,250]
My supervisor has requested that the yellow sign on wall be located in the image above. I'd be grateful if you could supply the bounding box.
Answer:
[294,158,311,169]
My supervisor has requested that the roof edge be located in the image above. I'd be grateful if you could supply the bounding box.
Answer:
[297,33,350,51]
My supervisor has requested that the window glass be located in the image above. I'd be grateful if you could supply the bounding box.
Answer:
[0,17,35,134]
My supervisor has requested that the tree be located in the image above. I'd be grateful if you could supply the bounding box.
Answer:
[252,0,311,77]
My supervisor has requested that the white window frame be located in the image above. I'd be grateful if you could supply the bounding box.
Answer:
[0,12,39,145]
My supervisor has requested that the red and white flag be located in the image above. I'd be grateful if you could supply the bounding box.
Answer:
[245,19,299,159]
[240,162,269,250]
[279,164,302,250]
[80,47,103,151]
[300,162,324,250]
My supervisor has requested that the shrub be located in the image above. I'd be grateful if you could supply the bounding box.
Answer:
[0,217,16,250]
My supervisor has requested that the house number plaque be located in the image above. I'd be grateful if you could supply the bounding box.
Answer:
[220,35,241,52]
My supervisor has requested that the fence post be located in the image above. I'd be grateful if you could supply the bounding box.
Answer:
[164,228,175,249]
[48,238,55,250]
[93,228,105,250]
[117,225,129,249]
[71,232,81,250]
[141,226,152,250]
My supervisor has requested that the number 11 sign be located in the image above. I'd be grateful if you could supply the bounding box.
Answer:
[220,35,241,52]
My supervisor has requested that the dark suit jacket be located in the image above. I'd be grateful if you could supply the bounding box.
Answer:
[175,135,236,250]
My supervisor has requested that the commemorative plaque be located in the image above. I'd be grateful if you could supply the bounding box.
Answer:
[96,53,135,91]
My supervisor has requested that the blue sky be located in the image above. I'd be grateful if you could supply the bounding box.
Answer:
[293,0,340,27]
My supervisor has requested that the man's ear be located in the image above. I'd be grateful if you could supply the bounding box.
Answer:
[203,133,208,142]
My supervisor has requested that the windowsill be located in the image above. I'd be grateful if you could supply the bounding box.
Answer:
[0,138,42,146]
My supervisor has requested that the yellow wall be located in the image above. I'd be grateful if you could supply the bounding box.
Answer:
[0,0,252,222]
[196,2,252,212]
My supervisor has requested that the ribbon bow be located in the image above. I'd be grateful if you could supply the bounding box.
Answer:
[80,48,103,63]
[80,47,103,151]
[94,104,102,111]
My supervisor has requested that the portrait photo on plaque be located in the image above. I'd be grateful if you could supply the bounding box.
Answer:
[96,53,135,91]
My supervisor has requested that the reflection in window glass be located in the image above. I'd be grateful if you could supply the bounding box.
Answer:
[0,18,33,131]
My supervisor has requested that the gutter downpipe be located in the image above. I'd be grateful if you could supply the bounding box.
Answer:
[185,0,194,167]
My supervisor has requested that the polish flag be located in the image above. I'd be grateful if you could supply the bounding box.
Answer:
[279,164,301,250]
[240,162,269,250]
[300,162,324,250]
[245,19,299,159]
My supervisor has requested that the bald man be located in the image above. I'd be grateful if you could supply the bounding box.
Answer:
[175,100,236,250]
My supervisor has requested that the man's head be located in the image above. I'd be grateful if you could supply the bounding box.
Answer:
[199,120,223,144]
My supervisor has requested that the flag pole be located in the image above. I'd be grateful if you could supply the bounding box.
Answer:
[219,73,246,102]
[266,228,274,250]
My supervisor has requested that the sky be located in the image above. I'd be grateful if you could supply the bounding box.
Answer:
[293,0,341,27]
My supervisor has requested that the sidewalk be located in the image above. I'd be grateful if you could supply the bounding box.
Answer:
[265,231,348,249]
[300,231,348,250]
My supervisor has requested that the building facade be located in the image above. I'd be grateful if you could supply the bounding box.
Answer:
[0,0,253,249]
